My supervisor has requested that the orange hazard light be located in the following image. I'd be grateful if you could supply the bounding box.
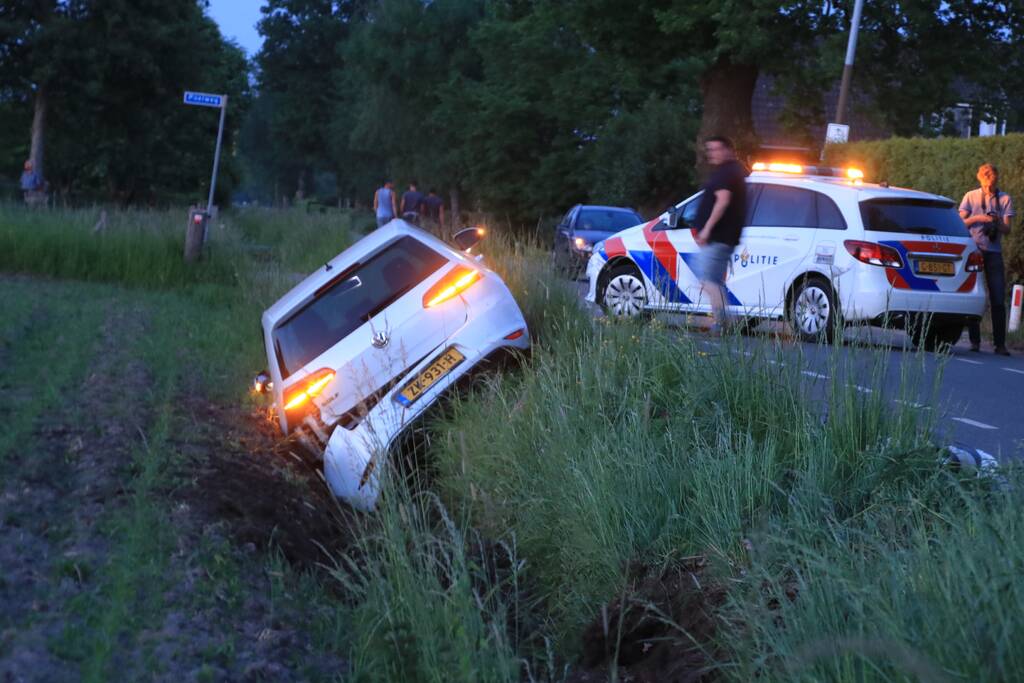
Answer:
[423,265,482,308]
[284,368,336,411]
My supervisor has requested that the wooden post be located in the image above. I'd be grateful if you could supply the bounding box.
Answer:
[184,208,205,263]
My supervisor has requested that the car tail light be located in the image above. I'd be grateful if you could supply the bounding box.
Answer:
[966,251,984,272]
[423,265,482,308]
[844,240,903,268]
[284,368,336,411]
[504,328,526,340]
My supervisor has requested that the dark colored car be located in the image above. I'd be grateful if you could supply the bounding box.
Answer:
[552,205,643,277]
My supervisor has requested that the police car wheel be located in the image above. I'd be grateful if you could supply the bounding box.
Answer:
[790,278,836,342]
[602,265,647,318]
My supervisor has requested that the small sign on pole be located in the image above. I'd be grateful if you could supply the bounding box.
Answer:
[183,91,224,108]
[182,90,228,260]
[825,123,850,146]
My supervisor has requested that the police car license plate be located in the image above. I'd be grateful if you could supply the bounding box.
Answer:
[396,347,465,406]
[916,260,954,276]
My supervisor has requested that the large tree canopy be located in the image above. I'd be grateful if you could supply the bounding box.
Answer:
[245,0,1021,223]
[0,0,249,204]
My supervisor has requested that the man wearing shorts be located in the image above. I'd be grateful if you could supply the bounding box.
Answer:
[693,136,748,332]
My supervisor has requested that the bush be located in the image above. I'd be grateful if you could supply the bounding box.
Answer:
[825,134,1024,281]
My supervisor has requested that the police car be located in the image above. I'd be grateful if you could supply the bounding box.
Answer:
[585,163,986,349]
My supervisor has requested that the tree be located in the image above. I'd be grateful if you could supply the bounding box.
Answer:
[255,0,356,200]
[0,0,249,204]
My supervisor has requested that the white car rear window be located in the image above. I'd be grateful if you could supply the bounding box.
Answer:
[274,236,448,378]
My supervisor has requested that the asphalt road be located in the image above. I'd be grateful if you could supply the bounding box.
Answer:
[576,281,1023,459]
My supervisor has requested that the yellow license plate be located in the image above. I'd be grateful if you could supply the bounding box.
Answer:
[396,347,465,406]
[916,260,954,276]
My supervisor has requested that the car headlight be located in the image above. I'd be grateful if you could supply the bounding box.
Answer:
[574,236,592,252]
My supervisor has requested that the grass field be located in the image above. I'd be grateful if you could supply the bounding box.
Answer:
[1,203,1022,682]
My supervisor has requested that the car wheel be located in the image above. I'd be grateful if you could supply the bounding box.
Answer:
[601,263,647,318]
[789,277,836,343]
[910,321,964,352]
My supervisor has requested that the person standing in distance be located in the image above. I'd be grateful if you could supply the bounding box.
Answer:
[960,163,1015,356]
[20,159,45,206]
[374,180,398,228]
[693,136,748,334]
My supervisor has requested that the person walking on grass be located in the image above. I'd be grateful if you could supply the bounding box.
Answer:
[961,163,1015,356]
[693,135,748,334]
[400,181,425,225]
[374,179,398,227]
[421,189,446,235]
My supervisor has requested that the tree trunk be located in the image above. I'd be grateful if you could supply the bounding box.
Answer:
[449,187,461,231]
[30,87,47,179]
[697,59,759,165]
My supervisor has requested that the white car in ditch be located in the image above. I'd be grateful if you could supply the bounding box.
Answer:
[254,222,529,511]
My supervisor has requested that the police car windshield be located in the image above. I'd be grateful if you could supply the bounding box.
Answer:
[273,236,448,378]
[859,198,968,237]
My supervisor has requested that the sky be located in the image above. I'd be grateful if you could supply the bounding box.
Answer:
[207,0,264,56]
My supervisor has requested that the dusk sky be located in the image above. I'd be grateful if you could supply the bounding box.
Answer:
[207,0,264,56]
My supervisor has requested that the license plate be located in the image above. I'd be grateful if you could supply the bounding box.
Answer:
[916,260,954,276]
[395,347,465,406]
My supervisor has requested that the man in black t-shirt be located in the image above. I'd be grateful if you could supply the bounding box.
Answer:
[694,136,748,332]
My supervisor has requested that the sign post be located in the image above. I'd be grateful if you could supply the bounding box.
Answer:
[183,90,228,216]
[1010,284,1023,333]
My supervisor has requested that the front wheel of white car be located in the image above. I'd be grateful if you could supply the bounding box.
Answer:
[789,277,837,343]
[601,264,647,318]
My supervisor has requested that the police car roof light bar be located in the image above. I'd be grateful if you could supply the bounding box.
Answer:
[751,162,865,181]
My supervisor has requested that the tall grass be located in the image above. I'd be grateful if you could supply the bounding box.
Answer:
[6,206,1021,681]
[0,202,368,291]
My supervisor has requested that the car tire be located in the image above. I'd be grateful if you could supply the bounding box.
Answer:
[601,263,647,318]
[789,277,837,343]
[910,321,964,352]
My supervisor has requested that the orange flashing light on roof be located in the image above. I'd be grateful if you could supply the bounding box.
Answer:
[751,162,868,182]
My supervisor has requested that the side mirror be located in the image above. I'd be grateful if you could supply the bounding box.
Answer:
[453,227,486,253]
[666,206,681,229]
[253,371,273,394]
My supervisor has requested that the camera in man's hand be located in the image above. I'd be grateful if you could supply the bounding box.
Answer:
[983,212,1002,240]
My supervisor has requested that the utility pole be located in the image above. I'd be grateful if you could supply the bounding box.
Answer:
[835,0,865,125]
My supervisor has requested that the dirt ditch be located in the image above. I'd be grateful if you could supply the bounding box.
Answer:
[176,400,356,570]
[570,559,727,683]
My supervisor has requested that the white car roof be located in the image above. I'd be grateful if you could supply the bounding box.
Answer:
[262,221,459,327]
[748,171,955,204]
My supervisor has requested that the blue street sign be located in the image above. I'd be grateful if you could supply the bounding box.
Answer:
[183,91,224,108]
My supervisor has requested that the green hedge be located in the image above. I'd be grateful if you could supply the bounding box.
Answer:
[825,133,1024,281]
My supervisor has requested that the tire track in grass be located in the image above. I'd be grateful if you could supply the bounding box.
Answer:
[0,279,107,461]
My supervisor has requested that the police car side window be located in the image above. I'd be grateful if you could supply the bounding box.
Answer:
[744,183,764,225]
[682,195,700,225]
[750,185,817,228]
[816,193,847,230]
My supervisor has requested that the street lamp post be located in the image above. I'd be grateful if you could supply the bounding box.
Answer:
[835,0,865,126]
